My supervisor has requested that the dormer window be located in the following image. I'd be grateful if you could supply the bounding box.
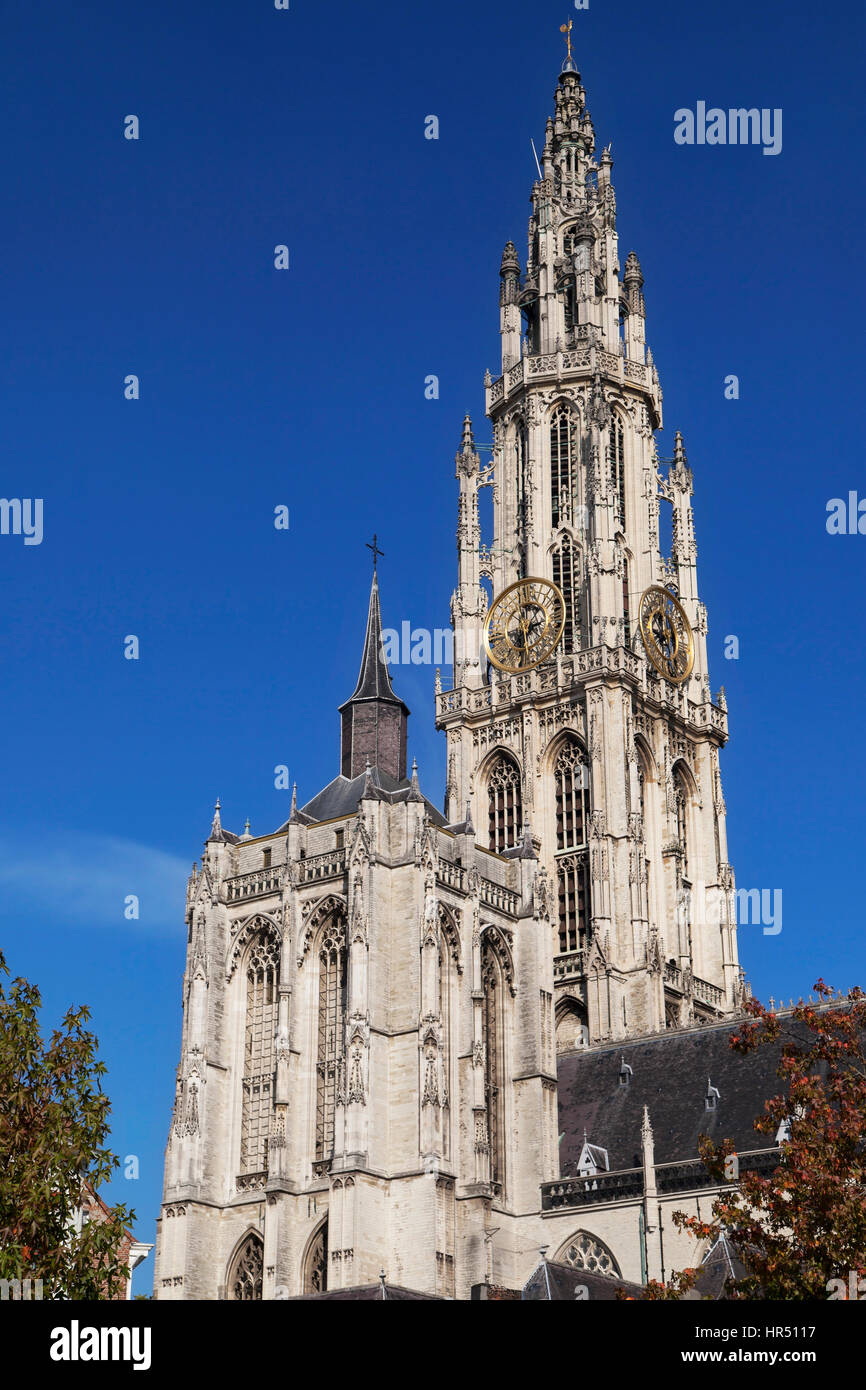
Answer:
[706,1079,721,1111]
[576,1135,610,1178]
[619,1058,633,1087]
[262,847,272,869]
[335,829,344,850]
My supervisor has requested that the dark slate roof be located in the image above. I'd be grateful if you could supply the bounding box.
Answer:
[683,1235,749,1301]
[290,765,447,827]
[522,1260,643,1301]
[338,572,409,714]
[556,1020,789,1174]
[289,1283,441,1301]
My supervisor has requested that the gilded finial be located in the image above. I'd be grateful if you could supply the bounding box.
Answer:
[560,18,573,61]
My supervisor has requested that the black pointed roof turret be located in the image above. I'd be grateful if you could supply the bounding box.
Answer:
[343,572,406,706]
[338,571,409,781]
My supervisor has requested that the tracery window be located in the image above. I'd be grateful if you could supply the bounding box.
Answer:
[561,1232,620,1277]
[674,768,690,870]
[487,753,522,854]
[608,414,625,530]
[622,555,631,646]
[552,534,579,654]
[315,913,347,1162]
[515,419,527,551]
[550,404,576,528]
[240,929,280,1174]
[481,939,505,1190]
[438,936,453,1153]
[554,739,591,955]
[304,1223,328,1295]
[229,1233,264,1301]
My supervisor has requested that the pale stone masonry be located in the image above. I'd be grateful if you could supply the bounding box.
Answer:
[155,50,754,1301]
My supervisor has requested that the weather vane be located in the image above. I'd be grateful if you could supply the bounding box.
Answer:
[560,18,573,61]
[366,533,385,571]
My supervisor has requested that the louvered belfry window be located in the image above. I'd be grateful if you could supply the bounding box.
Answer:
[609,415,626,530]
[487,753,522,853]
[552,534,579,654]
[550,404,575,528]
[481,942,504,1188]
[554,739,591,954]
[315,913,347,1161]
[622,556,631,645]
[240,930,279,1174]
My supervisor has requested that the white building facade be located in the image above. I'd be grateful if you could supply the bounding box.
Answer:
[154,50,752,1302]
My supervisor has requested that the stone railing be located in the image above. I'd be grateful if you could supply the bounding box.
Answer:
[554,950,587,983]
[224,867,283,903]
[235,1171,267,1194]
[656,1148,777,1195]
[693,976,725,1008]
[664,961,683,990]
[301,849,346,882]
[480,877,519,916]
[542,1167,643,1211]
[436,861,466,893]
[542,1148,778,1211]
[486,347,652,409]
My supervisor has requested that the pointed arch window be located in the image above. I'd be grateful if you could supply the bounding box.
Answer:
[622,555,631,646]
[550,404,576,528]
[515,418,528,546]
[437,917,456,1155]
[560,1232,620,1277]
[240,928,280,1174]
[316,912,348,1162]
[481,938,505,1190]
[554,739,591,955]
[674,768,690,871]
[304,1222,328,1295]
[608,414,625,531]
[487,753,522,854]
[552,534,579,654]
[229,1232,264,1301]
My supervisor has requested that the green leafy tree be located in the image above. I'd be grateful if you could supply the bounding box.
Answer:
[0,951,135,1298]
[642,981,866,1300]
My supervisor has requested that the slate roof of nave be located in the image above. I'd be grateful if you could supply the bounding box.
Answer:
[556,1020,793,1174]
[286,765,447,829]
[289,1282,442,1301]
[522,1261,643,1301]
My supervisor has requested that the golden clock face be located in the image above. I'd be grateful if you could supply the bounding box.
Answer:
[638,586,695,684]
[483,576,566,673]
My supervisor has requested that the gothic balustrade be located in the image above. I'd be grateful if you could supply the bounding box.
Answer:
[224,867,283,903]
[542,1148,778,1211]
[664,961,683,990]
[692,976,724,1008]
[487,348,651,408]
[301,849,346,882]
[542,1167,644,1211]
[479,877,519,916]
[436,861,466,893]
[235,1171,267,1193]
[655,1149,777,1195]
[554,950,587,982]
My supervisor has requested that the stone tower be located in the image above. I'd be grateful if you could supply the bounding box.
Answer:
[154,49,746,1304]
[436,52,743,1046]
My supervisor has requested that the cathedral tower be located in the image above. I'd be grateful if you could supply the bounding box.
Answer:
[437,52,743,1046]
[155,45,747,1303]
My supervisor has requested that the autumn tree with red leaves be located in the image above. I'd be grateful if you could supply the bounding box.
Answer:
[0,950,135,1298]
[643,981,866,1300]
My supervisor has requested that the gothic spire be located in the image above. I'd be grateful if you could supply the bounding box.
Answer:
[339,571,409,782]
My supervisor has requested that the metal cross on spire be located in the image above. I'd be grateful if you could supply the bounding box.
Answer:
[366,534,385,571]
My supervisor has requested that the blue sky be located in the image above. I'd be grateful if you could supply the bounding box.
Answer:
[0,0,862,1292]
